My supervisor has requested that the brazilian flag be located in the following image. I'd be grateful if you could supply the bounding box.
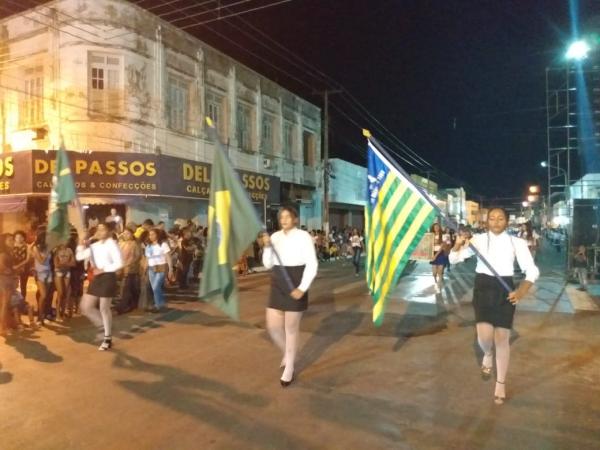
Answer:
[199,118,263,320]
[47,145,78,249]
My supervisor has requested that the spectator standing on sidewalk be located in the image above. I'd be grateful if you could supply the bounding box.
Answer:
[0,237,15,334]
[53,243,75,321]
[67,231,84,317]
[31,233,52,326]
[573,245,588,292]
[349,228,363,276]
[134,219,154,240]
[105,208,124,234]
[145,228,174,313]
[177,228,196,289]
[518,222,540,260]
[117,228,142,313]
[11,231,30,301]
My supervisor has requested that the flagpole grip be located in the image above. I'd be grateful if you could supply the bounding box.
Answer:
[267,244,296,293]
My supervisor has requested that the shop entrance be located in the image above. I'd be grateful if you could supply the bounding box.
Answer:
[83,203,126,230]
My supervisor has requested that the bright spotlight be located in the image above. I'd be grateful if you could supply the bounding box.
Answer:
[566,40,590,60]
[522,201,529,208]
[540,161,548,168]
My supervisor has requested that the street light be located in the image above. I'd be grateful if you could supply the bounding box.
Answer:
[540,161,568,186]
[565,40,591,61]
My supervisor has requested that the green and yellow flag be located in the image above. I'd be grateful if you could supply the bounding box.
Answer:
[365,136,437,326]
[199,118,263,320]
[47,145,77,248]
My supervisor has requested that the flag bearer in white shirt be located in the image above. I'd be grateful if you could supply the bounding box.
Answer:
[450,207,539,405]
[76,223,123,351]
[261,206,318,387]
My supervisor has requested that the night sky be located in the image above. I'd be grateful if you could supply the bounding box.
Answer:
[2,0,598,203]
[198,0,597,201]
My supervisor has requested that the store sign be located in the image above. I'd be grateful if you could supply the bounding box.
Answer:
[31,152,159,195]
[0,152,33,194]
[0,150,280,204]
[153,154,279,203]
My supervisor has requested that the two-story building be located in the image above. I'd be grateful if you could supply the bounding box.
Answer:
[0,0,322,232]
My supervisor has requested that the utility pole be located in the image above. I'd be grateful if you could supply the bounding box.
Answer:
[315,89,341,237]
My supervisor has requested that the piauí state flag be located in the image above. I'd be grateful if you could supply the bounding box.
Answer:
[199,118,263,320]
[47,145,77,248]
[365,136,437,326]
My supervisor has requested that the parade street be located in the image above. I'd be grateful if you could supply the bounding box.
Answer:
[2,246,599,450]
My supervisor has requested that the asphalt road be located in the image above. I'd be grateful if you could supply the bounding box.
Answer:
[1,254,599,450]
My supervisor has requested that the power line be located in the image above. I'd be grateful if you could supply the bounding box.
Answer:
[153,0,218,19]
[178,0,293,30]
[203,2,443,172]
[169,0,255,24]
[109,0,291,39]
[186,1,437,172]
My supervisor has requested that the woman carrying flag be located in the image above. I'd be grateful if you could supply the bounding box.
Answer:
[449,207,539,404]
[76,224,123,351]
[261,206,318,387]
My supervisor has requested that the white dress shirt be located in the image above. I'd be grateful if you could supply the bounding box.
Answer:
[76,238,123,273]
[449,232,539,283]
[262,227,318,292]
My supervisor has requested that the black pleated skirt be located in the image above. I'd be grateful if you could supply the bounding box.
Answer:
[88,272,118,298]
[472,273,516,329]
[269,265,308,312]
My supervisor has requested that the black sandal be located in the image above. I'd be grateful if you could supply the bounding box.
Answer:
[98,337,112,351]
[494,380,506,405]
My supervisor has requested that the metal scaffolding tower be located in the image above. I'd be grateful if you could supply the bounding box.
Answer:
[545,67,575,217]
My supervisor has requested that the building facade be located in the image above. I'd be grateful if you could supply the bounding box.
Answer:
[0,0,322,232]
[328,158,366,231]
[439,187,467,225]
[465,200,480,226]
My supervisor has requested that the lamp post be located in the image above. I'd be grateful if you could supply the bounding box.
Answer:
[541,161,569,221]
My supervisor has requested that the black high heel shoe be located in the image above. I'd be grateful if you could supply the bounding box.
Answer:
[480,353,493,381]
[280,372,294,387]
[98,337,113,351]
[494,380,506,405]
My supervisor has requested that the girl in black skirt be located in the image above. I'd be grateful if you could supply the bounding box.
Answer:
[261,206,318,387]
[76,224,123,351]
[449,207,539,404]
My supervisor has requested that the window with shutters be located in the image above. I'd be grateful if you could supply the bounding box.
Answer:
[236,102,254,152]
[20,67,44,127]
[206,91,227,141]
[167,76,189,133]
[303,131,315,167]
[88,53,122,116]
[283,121,295,159]
[262,114,274,154]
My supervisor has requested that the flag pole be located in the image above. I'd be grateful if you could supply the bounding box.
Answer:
[204,118,295,293]
[365,131,513,293]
